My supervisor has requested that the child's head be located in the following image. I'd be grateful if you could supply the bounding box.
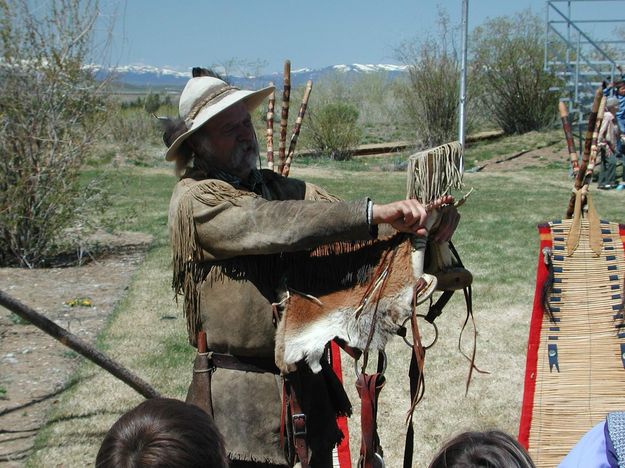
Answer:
[96,398,228,468]
[429,430,535,468]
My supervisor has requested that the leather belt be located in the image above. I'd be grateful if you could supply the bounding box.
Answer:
[209,351,280,374]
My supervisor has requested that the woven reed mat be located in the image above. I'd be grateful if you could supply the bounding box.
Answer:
[519,218,625,467]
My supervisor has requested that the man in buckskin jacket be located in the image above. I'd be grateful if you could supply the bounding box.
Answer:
[165,71,455,467]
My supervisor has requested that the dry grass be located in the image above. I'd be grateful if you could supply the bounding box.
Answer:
[26,165,625,467]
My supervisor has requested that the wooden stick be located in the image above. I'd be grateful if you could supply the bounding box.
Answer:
[278,60,291,174]
[585,95,607,183]
[282,80,313,177]
[0,289,160,399]
[266,84,275,172]
[559,102,579,174]
[566,88,604,219]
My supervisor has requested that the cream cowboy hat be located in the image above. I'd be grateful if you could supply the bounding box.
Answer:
[165,76,274,161]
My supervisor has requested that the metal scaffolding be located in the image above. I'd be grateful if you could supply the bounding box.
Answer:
[545,0,625,148]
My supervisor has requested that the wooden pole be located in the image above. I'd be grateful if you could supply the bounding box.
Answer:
[278,60,291,174]
[266,84,275,172]
[282,80,313,177]
[584,95,606,185]
[558,102,578,174]
[565,88,603,219]
[0,289,160,399]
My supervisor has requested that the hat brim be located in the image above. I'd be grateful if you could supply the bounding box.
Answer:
[165,85,275,162]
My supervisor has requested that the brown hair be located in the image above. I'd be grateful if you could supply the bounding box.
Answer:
[95,398,228,468]
[162,117,195,173]
[428,430,535,468]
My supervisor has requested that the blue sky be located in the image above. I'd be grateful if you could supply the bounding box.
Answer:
[97,0,621,73]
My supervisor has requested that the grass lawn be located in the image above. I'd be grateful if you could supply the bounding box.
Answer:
[27,156,625,467]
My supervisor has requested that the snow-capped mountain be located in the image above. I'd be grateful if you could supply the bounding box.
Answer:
[96,63,408,90]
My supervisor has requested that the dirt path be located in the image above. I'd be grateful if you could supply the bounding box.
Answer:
[475,144,568,172]
[0,232,151,466]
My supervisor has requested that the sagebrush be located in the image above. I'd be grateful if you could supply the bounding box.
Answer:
[304,102,362,160]
[0,0,110,266]
[394,12,464,147]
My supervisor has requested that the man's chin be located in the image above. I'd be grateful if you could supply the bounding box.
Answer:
[229,157,257,178]
[243,153,259,171]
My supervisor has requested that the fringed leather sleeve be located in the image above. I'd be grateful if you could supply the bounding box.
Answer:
[304,182,341,202]
[169,179,259,336]
[168,177,371,339]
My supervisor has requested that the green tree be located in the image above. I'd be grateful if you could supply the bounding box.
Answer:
[471,10,560,134]
[144,92,161,113]
[0,0,109,266]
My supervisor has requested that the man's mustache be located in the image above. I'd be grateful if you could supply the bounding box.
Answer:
[234,140,259,158]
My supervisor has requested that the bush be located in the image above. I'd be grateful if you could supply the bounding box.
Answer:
[471,10,560,134]
[0,0,109,267]
[394,12,463,147]
[305,102,362,160]
[106,106,162,145]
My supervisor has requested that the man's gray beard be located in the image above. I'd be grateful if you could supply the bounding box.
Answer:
[194,138,259,177]
[231,139,259,174]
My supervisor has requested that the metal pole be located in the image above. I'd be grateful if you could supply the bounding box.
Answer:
[544,1,550,71]
[458,0,469,175]
[566,1,571,71]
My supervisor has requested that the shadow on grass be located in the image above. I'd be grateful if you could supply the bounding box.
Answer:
[0,376,85,417]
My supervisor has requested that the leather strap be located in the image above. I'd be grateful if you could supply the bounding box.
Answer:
[284,377,309,468]
[333,337,363,361]
[208,351,280,374]
[402,285,428,468]
[403,351,421,468]
[356,372,385,468]
[424,290,454,324]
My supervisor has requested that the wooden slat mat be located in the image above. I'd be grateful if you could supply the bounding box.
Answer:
[520,219,625,467]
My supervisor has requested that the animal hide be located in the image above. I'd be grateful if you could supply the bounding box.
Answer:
[275,232,438,374]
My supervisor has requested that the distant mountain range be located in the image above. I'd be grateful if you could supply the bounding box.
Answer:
[94,63,408,91]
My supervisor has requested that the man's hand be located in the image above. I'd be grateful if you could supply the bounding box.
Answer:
[372,200,428,236]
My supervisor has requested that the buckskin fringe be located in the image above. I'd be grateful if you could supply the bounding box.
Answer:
[171,180,259,339]
[285,234,408,292]
[305,184,341,202]
[406,141,463,203]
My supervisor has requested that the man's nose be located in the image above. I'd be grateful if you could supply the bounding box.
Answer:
[236,124,254,142]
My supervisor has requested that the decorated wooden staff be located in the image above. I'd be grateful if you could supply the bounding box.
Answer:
[559,102,579,175]
[282,80,313,177]
[278,60,291,174]
[565,87,604,219]
[584,95,607,185]
[0,289,160,399]
[266,83,276,171]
